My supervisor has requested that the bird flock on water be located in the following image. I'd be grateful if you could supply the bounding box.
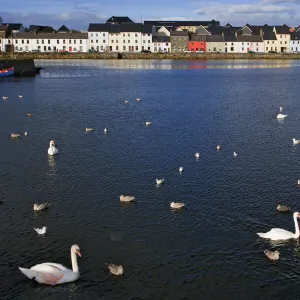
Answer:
[3,93,299,283]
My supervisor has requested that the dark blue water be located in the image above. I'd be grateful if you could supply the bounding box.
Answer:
[1,59,300,299]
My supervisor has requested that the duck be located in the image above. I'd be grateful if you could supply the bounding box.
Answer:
[257,212,300,240]
[170,202,185,209]
[293,138,300,145]
[107,263,124,275]
[85,128,94,132]
[18,95,23,98]
[34,203,51,211]
[217,145,221,151]
[145,122,152,126]
[2,96,8,100]
[120,195,135,202]
[11,133,21,138]
[18,244,81,285]
[195,152,200,159]
[34,226,47,235]
[156,178,165,185]
[277,113,287,119]
[179,167,184,173]
[124,100,129,104]
[297,179,300,186]
[264,249,279,260]
[277,204,290,212]
[48,140,58,156]
[26,113,33,117]
[233,152,238,157]
[104,128,107,134]
[136,98,141,101]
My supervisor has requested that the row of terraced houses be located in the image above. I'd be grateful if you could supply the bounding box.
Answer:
[1,16,300,54]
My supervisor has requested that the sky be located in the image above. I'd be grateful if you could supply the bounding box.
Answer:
[1,0,299,30]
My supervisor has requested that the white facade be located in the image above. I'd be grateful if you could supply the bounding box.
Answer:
[141,32,153,52]
[4,34,88,52]
[88,31,109,52]
[237,41,264,53]
[153,41,171,53]
[290,40,300,52]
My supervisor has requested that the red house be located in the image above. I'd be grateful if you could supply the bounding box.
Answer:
[188,35,206,52]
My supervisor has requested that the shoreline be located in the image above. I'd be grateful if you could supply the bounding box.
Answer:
[1,52,300,60]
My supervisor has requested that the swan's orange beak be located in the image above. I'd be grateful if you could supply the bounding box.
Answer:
[76,250,82,257]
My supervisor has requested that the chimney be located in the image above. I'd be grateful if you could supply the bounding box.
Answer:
[34,30,37,35]
[235,31,237,37]
[221,32,224,37]
[260,29,263,37]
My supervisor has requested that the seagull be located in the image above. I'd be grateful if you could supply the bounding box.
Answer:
[26,113,33,117]
[136,98,141,101]
[104,128,107,134]
[145,122,152,126]
[24,132,28,136]
[217,145,221,151]
[170,202,185,209]
[195,152,200,159]
[179,167,184,173]
[277,114,287,119]
[156,178,165,186]
[2,96,8,100]
[124,100,129,103]
[34,226,47,235]
[264,249,279,260]
[233,152,238,157]
[33,203,51,211]
[277,204,290,212]
[293,138,300,145]
[11,133,21,138]
[19,95,23,98]
[85,128,94,132]
[297,179,300,186]
[107,263,124,275]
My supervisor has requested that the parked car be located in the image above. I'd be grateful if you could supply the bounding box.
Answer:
[141,50,151,53]
[31,49,40,52]
[248,50,255,54]
[268,51,277,53]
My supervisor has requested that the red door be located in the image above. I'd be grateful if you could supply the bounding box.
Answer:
[69,46,72,52]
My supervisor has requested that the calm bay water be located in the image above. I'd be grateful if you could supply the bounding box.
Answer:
[1,59,300,299]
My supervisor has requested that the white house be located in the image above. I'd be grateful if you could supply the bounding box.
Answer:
[152,36,171,53]
[88,23,110,52]
[237,35,264,53]
[290,32,300,52]
[5,31,88,52]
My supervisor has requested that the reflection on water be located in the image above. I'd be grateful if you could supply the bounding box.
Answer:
[47,155,56,176]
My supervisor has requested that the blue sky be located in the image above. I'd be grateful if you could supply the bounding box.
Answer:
[1,0,299,30]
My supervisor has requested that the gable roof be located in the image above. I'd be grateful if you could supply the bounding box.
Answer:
[3,23,23,31]
[29,25,54,32]
[9,31,87,39]
[190,35,206,42]
[263,31,277,40]
[110,23,143,33]
[58,25,69,32]
[152,36,170,43]
[88,23,110,32]
[223,34,237,42]
[291,32,300,40]
[237,35,263,42]
[144,20,220,28]
[170,31,189,36]
[195,25,211,35]
[0,25,9,32]
[274,25,290,34]
[106,16,134,24]
[206,35,224,42]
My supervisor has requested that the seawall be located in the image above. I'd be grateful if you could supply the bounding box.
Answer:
[1,52,300,60]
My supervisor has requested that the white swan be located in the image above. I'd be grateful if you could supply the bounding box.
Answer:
[19,244,81,285]
[277,114,287,119]
[170,202,185,209]
[257,212,300,240]
[34,226,47,235]
[293,138,300,145]
[48,140,58,156]
[120,195,135,202]
[179,167,184,173]
[34,203,51,211]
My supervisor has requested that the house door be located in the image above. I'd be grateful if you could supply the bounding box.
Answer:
[69,46,72,52]
[225,47,227,53]
[247,47,249,52]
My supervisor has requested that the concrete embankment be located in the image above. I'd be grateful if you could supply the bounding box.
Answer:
[1,52,300,60]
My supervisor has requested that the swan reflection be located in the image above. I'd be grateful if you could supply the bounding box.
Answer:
[47,156,57,176]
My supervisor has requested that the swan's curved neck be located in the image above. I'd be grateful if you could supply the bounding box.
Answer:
[294,215,300,238]
[71,250,79,273]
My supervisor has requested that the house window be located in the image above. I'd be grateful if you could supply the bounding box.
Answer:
[266,47,268,50]
[27,40,29,44]
[275,47,277,51]
[96,33,98,37]
[91,40,93,43]
[166,43,168,46]
[103,40,105,43]
[103,33,105,36]
[15,40,18,44]
[48,40,50,44]
[69,40,71,44]
[63,40,65,44]
[242,48,244,51]
[74,40,76,44]
[80,40,82,44]
[116,46,119,50]
[135,33,138,37]
[256,48,258,51]
[91,33,93,37]
[42,40,44,44]
[280,41,282,44]
[242,42,244,45]
[128,33,130,37]
[291,47,293,50]
[280,35,282,38]
[135,46,138,50]
[267,41,269,44]
[116,40,118,43]
[123,45,126,50]
[95,40,98,43]
[148,33,150,36]
[285,41,287,44]
[128,40,130,43]
[148,40,150,43]
[111,40,114,43]
[22,40,24,44]
[101,45,103,50]
[231,47,234,51]
[256,43,258,46]
[272,41,274,44]
[143,40,145,43]
[135,40,138,43]
[37,40,39,44]
[57,40,59,44]
[123,40,125,43]
[231,43,233,46]
[123,33,125,37]
[225,43,227,46]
